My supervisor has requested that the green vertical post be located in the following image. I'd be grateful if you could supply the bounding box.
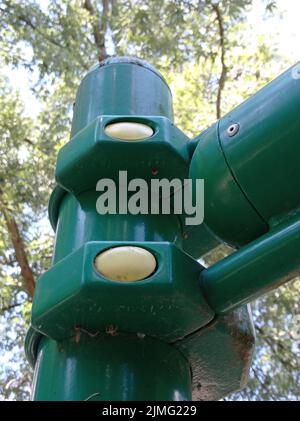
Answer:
[26,57,199,401]
[31,335,191,401]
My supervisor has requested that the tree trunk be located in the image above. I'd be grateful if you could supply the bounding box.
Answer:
[1,206,35,297]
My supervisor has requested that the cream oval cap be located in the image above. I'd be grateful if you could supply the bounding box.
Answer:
[94,246,157,282]
[104,122,154,140]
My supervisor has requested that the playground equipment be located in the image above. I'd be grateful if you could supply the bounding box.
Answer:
[25,57,300,401]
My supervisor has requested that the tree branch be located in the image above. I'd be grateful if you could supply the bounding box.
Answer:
[0,205,35,297]
[83,0,109,62]
[1,2,90,71]
[255,324,298,370]
[252,367,275,400]
[13,12,63,49]
[212,3,227,119]
[0,300,26,313]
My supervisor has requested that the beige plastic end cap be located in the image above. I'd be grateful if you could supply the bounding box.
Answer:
[104,122,154,141]
[94,246,157,282]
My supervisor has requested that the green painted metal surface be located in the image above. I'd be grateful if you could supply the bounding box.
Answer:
[189,124,268,248]
[201,213,300,314]
[57,115,190,197]
[52,190,183,263]
[26,57,300,401]
[32,333,191,401]
[219,62,300,224]
[28,57,223,401]
[27,304,255,402]
[32,241,214,341]
[71,57,173,136]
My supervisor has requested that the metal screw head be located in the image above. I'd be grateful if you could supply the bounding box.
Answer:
[227,123,240,137]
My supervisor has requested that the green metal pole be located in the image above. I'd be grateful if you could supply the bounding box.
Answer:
[189,61,300,313]
[189,61,300,249]
[31,335,191,401]
[27,57,202,401]
[200,214,300,314]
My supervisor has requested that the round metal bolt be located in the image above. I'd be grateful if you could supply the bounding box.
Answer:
[227,123,240,137]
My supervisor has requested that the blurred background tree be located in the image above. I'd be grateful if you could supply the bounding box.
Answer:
[0,0,299,400]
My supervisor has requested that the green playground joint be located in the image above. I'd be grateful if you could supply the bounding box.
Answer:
[25,56,300,401]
